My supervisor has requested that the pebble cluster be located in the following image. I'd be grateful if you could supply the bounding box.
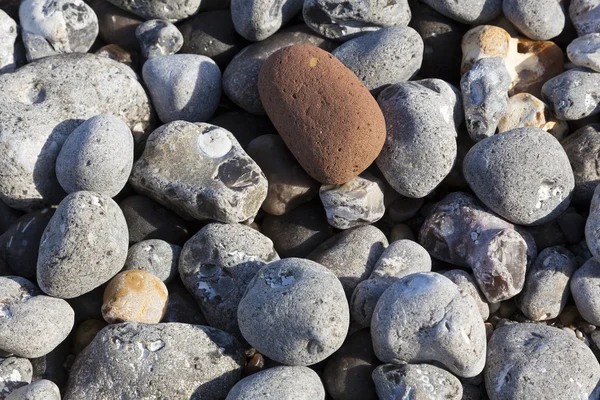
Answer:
[0,0,599,399]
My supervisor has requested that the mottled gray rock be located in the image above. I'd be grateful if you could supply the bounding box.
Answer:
[571,257,600,325]
[517,246,577,321]
[570,0,600,36]
[37,191,129,299]
[5,380,60,400]
[371,272,487,378]
[238,258,349,366]
[0,277,74,358]
[444,269,490,321]
[422,0,500,23]
[461,57,511,142]
[486,323,600,400]
[567,33,600,72]
[226,366,325,400]
[303,0,411,41]
[142,54,221,123]
[56,114,134,197]
[376,79,460,198]
[130,121,267,223]
[0,357,32,398]
[503,0,565,40]
[223,25,336,114]
[123,239,180,284]
[65,322,244,399]
[105,0,201,21]
[231,0,303,41]
[0,53,153,211]
[372,363,463,400]
[463,127,574,225]
[179,223,279,339]
[542,68,600,120]
[332,26,423,95]
[136,19,183,59]
[0,10,17,74]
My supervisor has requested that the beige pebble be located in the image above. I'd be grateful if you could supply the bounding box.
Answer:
[498,93,568,139]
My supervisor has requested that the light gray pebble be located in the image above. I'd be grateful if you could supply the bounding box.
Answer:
[444,270,490,321]
[586,184,600,260]
[225,366,325,400]
[56,114,133,197]
[503,0,565,40]
[179,223,279,339]
[5,379,60,400]
[421,0,501,23]
[0,357,32,398]
[0,277,74,358]
[142,54,221,123]
[567,33,600,72]
[542,68,600,120]
[485,323,600,400]
[136,19,183,59]
[376,79,460,198]
[463,127,574,225]
[332,26,424,95]
[105,0,201,21]
[37,191,129,299]
[130,121,267,223]
[571,257,600,325]
[238,258,349,366]
[19,0,98,61]
[569,0,600,36]
[371,272,487,378]
[303,0,411,41]
[372,363,463,400]
[123,239,180,284]
[231,0,304,41]
[0,10,17,74]
[65,322,244,399]
[461,57,511,142]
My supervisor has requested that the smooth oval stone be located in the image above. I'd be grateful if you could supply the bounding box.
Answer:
[563,124,600,206]
[503,0,565,40]
[0,10,18,74]
[65,323,244,399]
[0,54,153,211]
[123,239,180,283]
[542,68,600,120]
[571,258,600,325]
[303,0,411,41]
[5,379,60,400]
[463,127,574,225]
[37,191,129,299]
[135,19,183,59]
[486,323,600,399]
[130,121,268,223]
[259,44,386,184]
[568,33,600,72]
[89,0,142,51]
[232,0,303,41]
[422,0,500,23]
[0,357,32,396]
[105,0,201,21]
[570,0,600,36]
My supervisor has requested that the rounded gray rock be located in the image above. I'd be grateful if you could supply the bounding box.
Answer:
[37,191,129,299]
[571,257,600,325]
[56,114,134,197]
[104,0,201,21]
[569,0,600,36]
[542,68,600,120]
[123,239,180,284]
[5,379,60,400]
[568,33,600,72]
[463,127,574,225]
[231,0,304,41]
[136,19,183,59]
[0,10,18,74]
[444,269,490,321]
[503,0,565,40]
[0,357,32,397]
[237,258,349,366]
[142,54,221,123]
[421,0,501,23]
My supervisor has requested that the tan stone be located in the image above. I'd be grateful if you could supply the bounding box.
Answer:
[461,25,511,74]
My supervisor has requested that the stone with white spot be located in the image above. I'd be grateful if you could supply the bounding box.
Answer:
[5,379,60,400]
[123,239,180,284]
[0,10,18,74]
[231,0,304,41]
[542,68,600,121]
[0,356,32,398]
[444,269,490,321]
[568,33,600,72]
[136,19,183,59]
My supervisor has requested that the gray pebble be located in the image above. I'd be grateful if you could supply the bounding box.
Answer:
[238,258,349,366]
[372,363,463,400]
[104,0,201,21]
[376,79,460,198]
[56,114,133,197]
[421,0,501,23]
[463,127,574,225]
[461,57,511,142]
[5,380,60,400]
[503,0,565,40]
[586,184,600,260]
[444,269,490,321]
[571,257,600,325]
[179,223,279,339]
[569,0,600,36]
[123,239,180,284]
[303,0,411,41]
[567,33,600,72]
[542,68,600,120]
[65,322,244,399]
[231,0,304,41]
[332,26,424,95]
[130,121,267,223]
[37,191,129,299]
[371,272,487,378]
[0,10,17,74]
[136,19,183,59]
[0,357,32,398]
[225,366,325,400]
[142,54,221,123]
[0,277,74,358]
[485,323,600,399]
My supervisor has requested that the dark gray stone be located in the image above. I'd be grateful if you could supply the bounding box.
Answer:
[136,19,183,58]
[421,0,501,23]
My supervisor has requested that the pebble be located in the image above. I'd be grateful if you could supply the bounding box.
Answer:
[0,276,74,358]
[376,79,460,197]
[179,222,279,339]
[136,19,183,59]
[259,44,386,184]
[142,54,221,123]
[571,257,600,325]
[19,0,98,61]
[503,0,565,40]
[104,0,201,21]
[421,0,501,23]
[485,323,600,399]
[564,124,600,206]
[237,258,349,366]
[225,366,325,400]
[130,121,267,223]
[331,26,424,95]
[303,0,411,41]
[72,319,107,354]
[371,272,487,378]
[542,68,600,120]
[123,239,180,283]
[372,363,463,400]
[461,25,511,75]
[444,269,490,321]
[568,33,600,72]
[210,111,277,149]
[0,10,17,74]
[37,191,129,299]
[89,0,142,51]
[65,322,244,399]
[0,357,32,397]
[231,0,303,41]
[5,379,60,400]
[569,0,600,36]
[56,114,134,197]
[463,127,574,225]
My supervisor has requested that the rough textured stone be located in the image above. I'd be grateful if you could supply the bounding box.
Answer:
[503,0,565,40]
[568,33,600,72]
[105,0,201,21]
[563,124,600,206]
[570,0,600,36]
[444,269,490,321]
[123,239,180,283]
[571,257,600,325]
[421,0,501,23]
[136,19,183,59]
[542,68,600,120]
[231,0,303,41]
[0,357,32,397]
[0,10,18,74]
[5,379,60,400]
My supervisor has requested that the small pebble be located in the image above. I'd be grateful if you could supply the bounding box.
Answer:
[5,379,60,400]
[0,357,32,397]
[571,257,600,325]
[136,19,183,59]
[502,0,565,40]
[123,239,180,284]
[231,0,303,41]
[569,0,600,36]
[0,10,17,74]
[542,68,600,120]
[226,366,325,399]
[95,44,139,69]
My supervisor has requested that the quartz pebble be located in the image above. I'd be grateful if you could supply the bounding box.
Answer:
[231,0,303,41]
[563,124,600,206]
[502,0,565,40]
[123,239,180,283]
[542,68,600,120]
[571,257,600,325]
[0,10,17,74]
[5,379,60,400]
[136,19,183,59]
[568,33,600,72]
[497,93,568,139]
[0,357,32,397]
[569,0,600,36]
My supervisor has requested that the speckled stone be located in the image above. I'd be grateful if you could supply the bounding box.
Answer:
[562,124,600,206]
[421,0,501,23]
[571,257,600,325]
[0,10,18,74]
[542,68,600,120]
[123,239,180,283]
[503,0,565,40]
[568,33,600,72]
[0,357,32,397]
[136,19,183,59]
[231,0,304,41]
